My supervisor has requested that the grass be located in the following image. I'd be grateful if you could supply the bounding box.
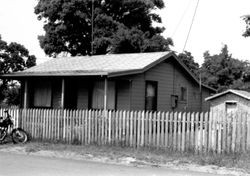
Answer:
[0,141,250,174]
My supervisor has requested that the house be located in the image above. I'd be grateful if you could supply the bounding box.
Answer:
[205,89,250,114]
[2,51,215,112]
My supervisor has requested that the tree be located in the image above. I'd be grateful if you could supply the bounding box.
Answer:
[177,51,199,77]
[200,45,248,92]
[242,15,250,37]
[0,35,37,104]
[34,0,173,57]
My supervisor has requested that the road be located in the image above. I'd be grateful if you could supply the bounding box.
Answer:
[0,152,232,176]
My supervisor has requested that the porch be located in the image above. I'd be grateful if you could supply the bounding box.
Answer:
[22,77,132,111]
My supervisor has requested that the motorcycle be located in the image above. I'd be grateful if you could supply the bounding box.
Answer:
[0,110,28,144]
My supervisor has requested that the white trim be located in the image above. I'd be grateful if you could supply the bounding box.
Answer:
[205,89,250,101]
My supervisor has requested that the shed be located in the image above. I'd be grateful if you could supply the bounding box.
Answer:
[205,89,250,114]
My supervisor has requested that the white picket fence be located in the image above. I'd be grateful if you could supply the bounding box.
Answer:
[0,108,249,154]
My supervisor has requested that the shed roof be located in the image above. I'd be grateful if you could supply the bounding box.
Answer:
[205,89,250,101]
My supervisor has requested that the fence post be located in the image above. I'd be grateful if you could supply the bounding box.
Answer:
[181,112,186,152]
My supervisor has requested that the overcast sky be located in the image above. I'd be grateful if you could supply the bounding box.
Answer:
[0,0,250,65]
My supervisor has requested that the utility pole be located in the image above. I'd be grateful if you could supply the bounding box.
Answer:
[91,0,94,55]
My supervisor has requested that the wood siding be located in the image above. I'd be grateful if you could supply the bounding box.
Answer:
[116,80,130,110]
[209,93,250,113]
[128,58,212,111]
[130,74,145,110]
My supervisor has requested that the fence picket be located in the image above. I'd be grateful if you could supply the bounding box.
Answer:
[137,111,141,148]
[164,112,169,149]
[145,111,149,147]
[141,111,145,147]
[157,112,161,149]
[247,114,250,151]
[204,112,208,153]
[177,112,182,152]
[161,112,165,148]
[195,112,199,153]
[181,112,186,152]
[173,112,177,151]
[148,112,152,148]
[129,111,134,147]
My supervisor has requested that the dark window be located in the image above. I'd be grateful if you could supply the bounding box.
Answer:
[92,81,116,110]
[180,87,187,101]
[145,81,157,111]
[33,80,52,108]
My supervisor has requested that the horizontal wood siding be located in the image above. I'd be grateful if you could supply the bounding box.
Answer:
[130,74,145,110]
[145,58,209,112]
[145,61,174,111]
[116,80,130,110]
[202,88,212,111]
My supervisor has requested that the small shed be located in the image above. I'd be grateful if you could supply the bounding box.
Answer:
[205,89,250,114]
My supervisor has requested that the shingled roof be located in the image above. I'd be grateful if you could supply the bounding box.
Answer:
[205,89,250,101]
[1,51,216,91]
[3,52,173,77]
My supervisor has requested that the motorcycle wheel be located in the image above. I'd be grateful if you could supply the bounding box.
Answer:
[11,128,28,144]
[0,129,6,142]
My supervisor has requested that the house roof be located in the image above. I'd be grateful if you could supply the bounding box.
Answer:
[1,51,216,92]
[205,89,250,101]
[4,52,171,77]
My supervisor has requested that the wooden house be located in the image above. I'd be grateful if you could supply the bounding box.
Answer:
[205,89,250,114]
[2,52,215,112]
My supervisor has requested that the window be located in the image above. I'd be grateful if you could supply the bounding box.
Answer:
[92,81,115,110]
[33,81,52,107]
[226,102,237,114]
[180,87,187,101]
[145,81,157,111]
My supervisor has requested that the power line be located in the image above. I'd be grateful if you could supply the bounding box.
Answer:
[182,0,200,52]
[171,0,192,38]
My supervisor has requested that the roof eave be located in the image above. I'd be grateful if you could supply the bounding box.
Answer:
[0,72,108,78]
[205,89,250,101]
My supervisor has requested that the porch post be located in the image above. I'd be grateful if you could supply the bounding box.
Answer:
[104,77,108,115]
[61,78,65,109]
[104,76,111,143]
[23,80,28,109]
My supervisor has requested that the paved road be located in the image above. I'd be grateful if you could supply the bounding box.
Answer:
[0,152,232,176]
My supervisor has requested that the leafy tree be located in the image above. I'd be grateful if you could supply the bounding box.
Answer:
[0,35,37,104]
[242,15,250,37]
[34,0,173,57]
[177,51,200,77]
[200,45,248,92]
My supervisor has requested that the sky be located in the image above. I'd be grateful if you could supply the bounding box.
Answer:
[0,0,250,65]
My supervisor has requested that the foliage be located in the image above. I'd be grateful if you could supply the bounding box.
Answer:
[34,0,173,56]
[177,51,200,77]
[200,45,250,92]
[242,15,250,37]
[3,82,21,106]
[0,35,36,104]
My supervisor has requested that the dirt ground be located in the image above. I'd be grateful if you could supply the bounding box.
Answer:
[0,140,249,176]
